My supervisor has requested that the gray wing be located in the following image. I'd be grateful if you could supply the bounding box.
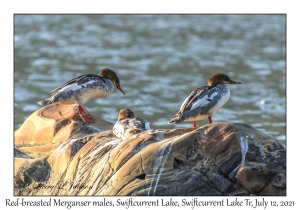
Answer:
[180,86,222,113]
[128,117,151,131]
[50,74,105,95]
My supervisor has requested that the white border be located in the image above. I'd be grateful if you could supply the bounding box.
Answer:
[4,0,297,209]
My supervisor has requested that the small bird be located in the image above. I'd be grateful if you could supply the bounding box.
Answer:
[168,73,241,128]
[113,108,151,140]
[38,68,125,124]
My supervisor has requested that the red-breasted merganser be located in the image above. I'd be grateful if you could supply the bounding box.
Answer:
[38,68,125,124]
[168,73,241,128]
[113,108,151,140]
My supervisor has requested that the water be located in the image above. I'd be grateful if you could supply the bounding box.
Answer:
[14,14,286,144]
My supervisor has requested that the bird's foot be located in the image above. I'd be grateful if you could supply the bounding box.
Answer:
[208,116,212,124]
[193,121,198,128]
[78,105,95,125]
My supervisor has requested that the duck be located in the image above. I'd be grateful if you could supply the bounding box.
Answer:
[113,108,151,140]
[168,73,241,128]
[38,68,125,124]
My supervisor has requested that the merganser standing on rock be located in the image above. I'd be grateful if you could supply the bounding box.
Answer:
[38,68,125,124]
[113,108,151,140]
[168,73,241,128]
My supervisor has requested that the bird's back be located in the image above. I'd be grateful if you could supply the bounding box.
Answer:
[169,85,230,123]
[38,74,113,106]
[113,117,151,140]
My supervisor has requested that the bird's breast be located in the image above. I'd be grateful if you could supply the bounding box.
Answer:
[208,89,230,115]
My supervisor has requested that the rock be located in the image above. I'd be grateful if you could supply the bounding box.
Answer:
[235,162,269,193]
[14,106,286,196]
[14,104,113,158]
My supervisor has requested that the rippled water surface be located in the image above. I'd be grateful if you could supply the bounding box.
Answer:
[14,14,286,144]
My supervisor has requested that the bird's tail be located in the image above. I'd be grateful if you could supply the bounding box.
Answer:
[37,98,52,106]
[168,112,185,124]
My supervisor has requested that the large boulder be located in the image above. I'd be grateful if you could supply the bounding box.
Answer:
[14,104,113,158]
[14,105,286,196]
